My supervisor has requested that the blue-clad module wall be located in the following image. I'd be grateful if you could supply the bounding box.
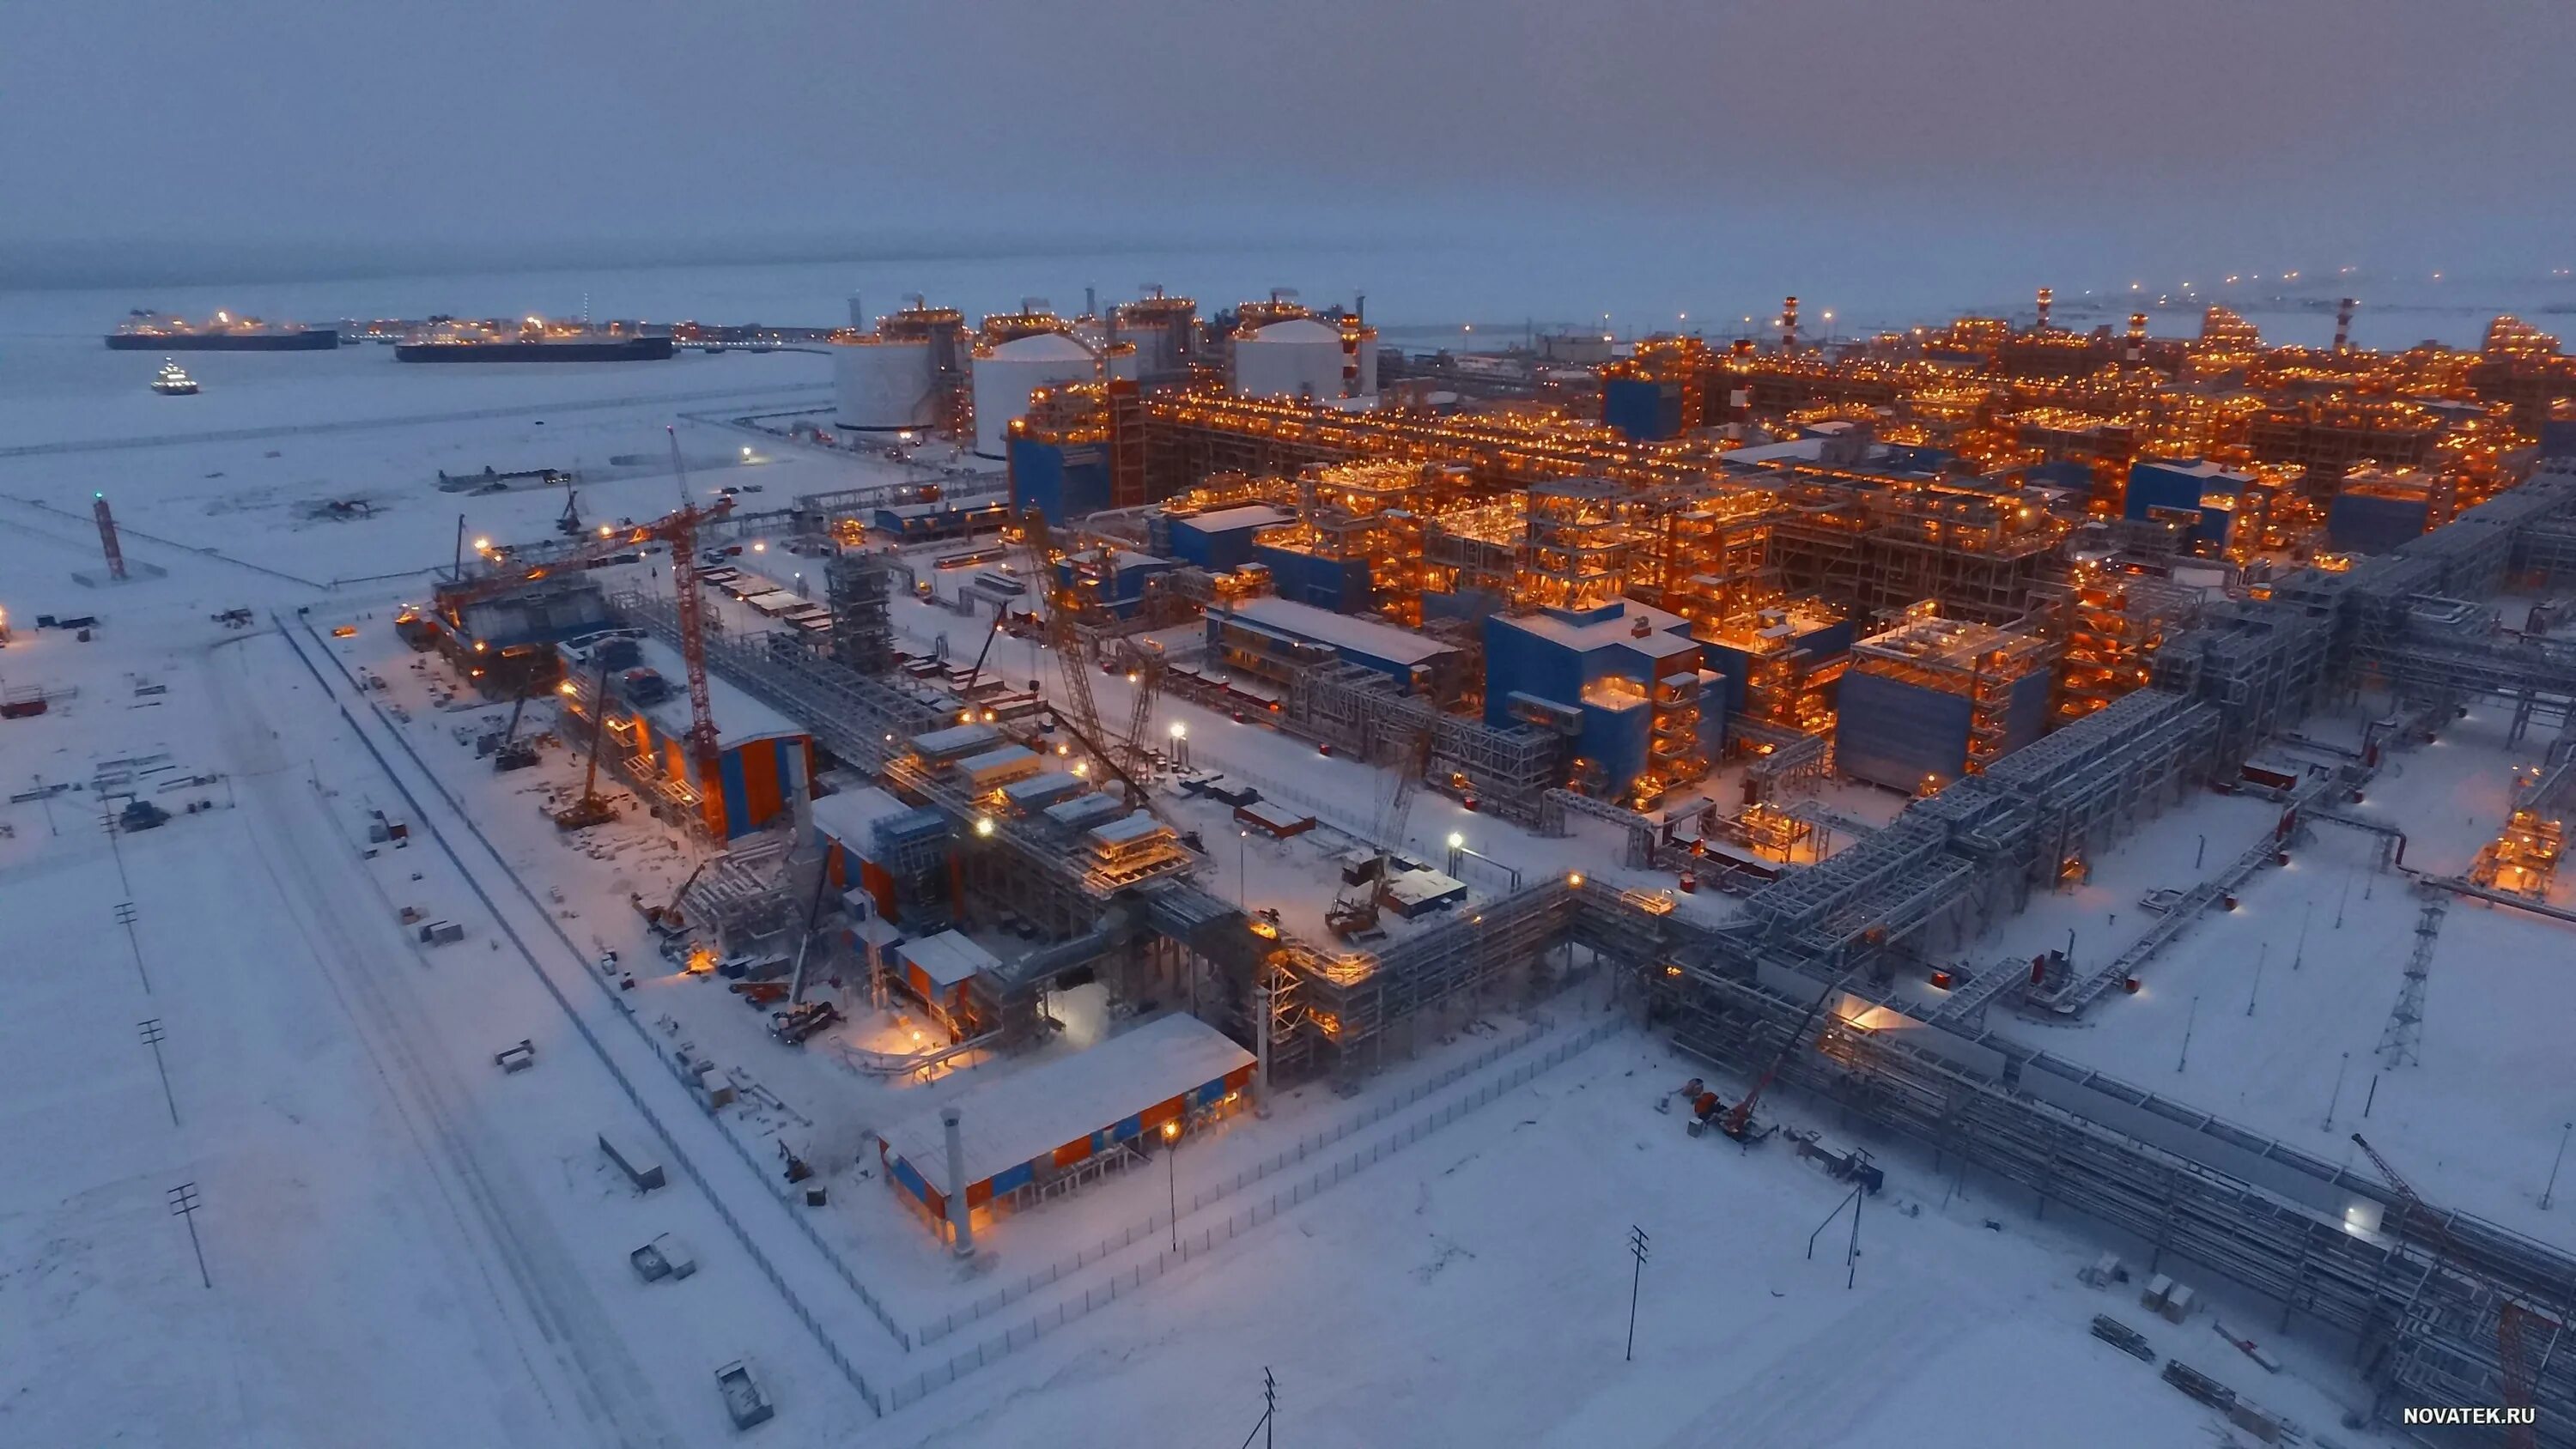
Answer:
[1836,673,1972,791]
[1602,377,1680,442]
[2543,418,2576,461]
[1009,436,1109,526]
[1480,615,1582,730]
[1838,669,2050,791]
[1170,517,1270,571]
[1255,546,1371,612]
[2328,492,2431,555]
[1700,641,1754,718]
[2125,464,2208,520]
[1578,699,1649,795]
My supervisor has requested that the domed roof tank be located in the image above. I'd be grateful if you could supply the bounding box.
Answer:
[830,335,938,431]
[1232,316,1347,402]
[970,330,1097,458]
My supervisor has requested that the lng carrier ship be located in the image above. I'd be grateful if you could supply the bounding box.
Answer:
[106,310,339,351]
[393,316,674,362]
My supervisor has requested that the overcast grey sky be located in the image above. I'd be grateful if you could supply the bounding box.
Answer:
[6,0,2572,288]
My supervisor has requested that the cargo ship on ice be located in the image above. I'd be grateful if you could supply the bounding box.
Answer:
[106,310,339,351]
[393,316,674,362]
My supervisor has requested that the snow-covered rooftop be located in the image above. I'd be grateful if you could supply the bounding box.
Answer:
[1225,597,1454,667]
[809,785,911,847]
[623,635,805,748]
[1495,600,1699,660]
[1174,504,1295,534]
[877,1013,1252,1191]
[896,929,1001,990]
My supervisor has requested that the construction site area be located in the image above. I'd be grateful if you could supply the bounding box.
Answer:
[10,274,2576,1449]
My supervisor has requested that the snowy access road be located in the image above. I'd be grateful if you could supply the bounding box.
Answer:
[0,482,869,1446]
[259,620,907,1407]
[199,636,689,1449]
[0,576,647,1442]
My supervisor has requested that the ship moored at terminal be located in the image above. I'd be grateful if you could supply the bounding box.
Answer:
[392,316,675,362]
[106,310,339,351]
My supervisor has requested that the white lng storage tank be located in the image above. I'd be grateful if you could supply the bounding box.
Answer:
[1232,315,1377,402]
[830,336,937,432]
[970,330,1097,458]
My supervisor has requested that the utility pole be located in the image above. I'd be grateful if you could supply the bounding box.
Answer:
[115,901,149,994]
[168,1183,210,1288]
[2177,994,2199,1073]
[2195,834,2206,870]
[2324,1051,2349,1131]
[2291,906,2310,971]
[139,1019,179,1122]
[2246,943,2267,1017]
[102,801,131,894]
[1236,1367,1275,1449]
[2545,1122,2573,1211]
[1846,1175,1864,1290]
[1625,1225,1649,1362]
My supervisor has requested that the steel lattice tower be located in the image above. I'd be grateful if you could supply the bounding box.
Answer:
[2378,900,2446,1067]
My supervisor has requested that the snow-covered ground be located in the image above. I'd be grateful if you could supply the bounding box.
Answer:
[1895,699,2576,1249]
[0,303,2474,1447]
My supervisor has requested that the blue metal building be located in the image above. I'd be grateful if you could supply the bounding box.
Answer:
[1154,504,1295,571]
[1253,543,1373,613]
[2125,458,2251,547]
[2328,488,2434,555]
[1833,616,2054,792]
[1601,376,1682,442]
[1483,599,1716,802]
[1007,433,1109,525]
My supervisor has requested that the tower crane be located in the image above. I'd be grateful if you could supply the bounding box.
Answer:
[550,651,618,830]
[663,427,730,840]
[1016,510,1157,809]
[432,461,732,837]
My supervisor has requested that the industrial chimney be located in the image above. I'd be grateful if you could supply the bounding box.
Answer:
[1781,296,1800,353]
[2035,288,2054,330]
[2125,313,2148,365]
[2334,298,2357,354]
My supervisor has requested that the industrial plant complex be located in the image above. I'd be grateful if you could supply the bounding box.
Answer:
[14,274,2576,1448]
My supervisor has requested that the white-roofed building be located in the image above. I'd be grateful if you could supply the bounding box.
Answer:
[875,1013,1255,1234]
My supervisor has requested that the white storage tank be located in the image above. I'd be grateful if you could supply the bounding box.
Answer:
[1233,316,1355,403]
[831,336,939,432]
[1114,291,1198,379]
[971,331,1097,458]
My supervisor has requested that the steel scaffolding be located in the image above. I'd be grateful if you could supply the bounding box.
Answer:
[1281,878,1587,1073]
[824,548,896,675]
[1281,661,1562,823]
